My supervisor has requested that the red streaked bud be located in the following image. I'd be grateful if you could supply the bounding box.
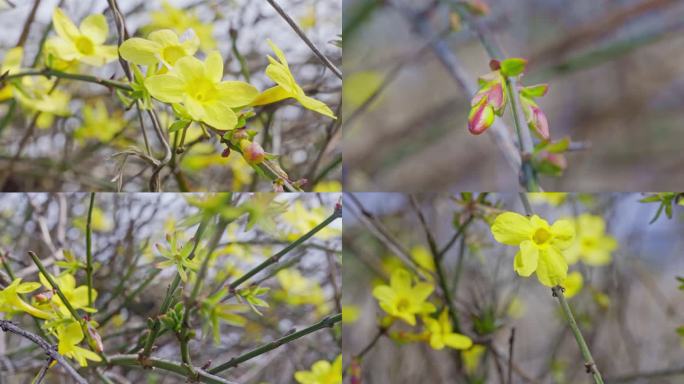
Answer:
[34,291,52,303]
[240,140,265,165]
[545,153,567,170]
[489,59,500,71]
[468,97,495,135]
[528,104,550,140]
[221,147,231,158]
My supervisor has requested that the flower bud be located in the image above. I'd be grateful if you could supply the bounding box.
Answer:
[468,97,495,135]
[527,104,550,140]
[240,140,265,165]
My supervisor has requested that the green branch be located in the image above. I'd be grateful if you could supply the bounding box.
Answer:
[209,313,342,374]
[2,69,133,91]
[104,354,238,384]
[28,251,80,321]
[85,192,95,307]
[552,286,605,384]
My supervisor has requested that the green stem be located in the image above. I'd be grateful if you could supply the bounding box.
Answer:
[103,354,237,384]
[85,192,95,307]
[28,251,80,321]
[3,69,132,91]
[209,313,342,374]
[504,77,539,192]
[222,206,341,294]
[552,286,605,384]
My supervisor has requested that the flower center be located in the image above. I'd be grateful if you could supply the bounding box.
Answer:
[532,228,552,245]
[581,237,596,248]
[75,36,94,55]
[189,79,217,103]
[162,45,186,65]
[396,298,410,313]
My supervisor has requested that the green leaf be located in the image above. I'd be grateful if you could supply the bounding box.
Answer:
[544,137,570,154]
[521,84,549,98]
[169,119,191,133]
[500,58,527,77]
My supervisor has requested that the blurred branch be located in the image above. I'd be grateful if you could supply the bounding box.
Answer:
[0,320,87,384]
[605,365,684,383]
[104,354,238,384]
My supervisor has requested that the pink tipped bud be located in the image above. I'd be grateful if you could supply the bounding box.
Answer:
[240,140,265,165]
[350,359,362,384]
[544,152,567,170]
[86,323,104,353]
[34,292,52,303]
[528,105,550,140]
[489,59,500,71]
[468,97,495,135]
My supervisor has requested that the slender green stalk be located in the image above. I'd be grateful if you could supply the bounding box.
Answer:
[28,251,80,321]
[222,207,341,294]
[3,69,132,91]
[505,77,539,192]
[209,313,342,374]
[552,286,605,384]
[104,354,237,384]
[85,192,95,307]
[140,219,209,357]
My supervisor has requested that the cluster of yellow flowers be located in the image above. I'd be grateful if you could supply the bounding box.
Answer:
[372,268,473,351]
[0,271,101,367]
[295,354,342,384]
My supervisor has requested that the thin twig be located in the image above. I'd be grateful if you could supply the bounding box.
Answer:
[0,320,87,384]
[265,0,342,79]
[85,192,95,307]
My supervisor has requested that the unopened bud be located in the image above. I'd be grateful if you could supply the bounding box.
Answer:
[527,105,550,140]
[240,140,265,165]
[468,97,495,135]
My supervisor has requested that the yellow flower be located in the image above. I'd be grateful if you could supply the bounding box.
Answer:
[528,193,567,206]
[372,268,436,325]
[38,273,97,316]
[145,1,216,50]
[0,278,52,319]
[144,51,258,130]
[46,9,117,66]
[294,355,342,384]
[155,232,201,282]
[273,269,329,315]
[56,320,101,367]
[119,29,199,69]
[423,310,473,350]
[411,246,436,273]
[342,305,360,324]
[563,271,583,298]
[74,100,127,142]
[563,214,617,266]
[252,40,336,119]
[491,212,575,287]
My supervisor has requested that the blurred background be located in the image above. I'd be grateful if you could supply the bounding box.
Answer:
[343,193,684,383]
[0,193,341,383]
[0,0,341,191]
[343,0,684,191]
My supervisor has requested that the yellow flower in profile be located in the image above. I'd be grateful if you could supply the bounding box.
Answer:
[491,212,575,287]
[563,271,583,298]
[119,29,199,69]
[563,214,617,266]
[145,1,216,50]
[294,354,342,384]
[251,40,336,119]
[462,345,487,374]
[423,310,473,350]
[144,51,258,131]
[0,278,52,320]
[56,320,102,367]
[372,268,436,325]
[46,9,117,66]
[528,192,567,206]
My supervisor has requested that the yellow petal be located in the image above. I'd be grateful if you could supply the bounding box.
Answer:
[174,55,203,82]
[444,333,473,350]
[46,37,79,61]
[53,8,80,42]
[201,101,237,131]
[148,29,180,46]
[2,47,24,73]
[251,85,291,106]
[296,94,337,119]
[205,50,224,83]
[266,39,289,67]
[119,38,161,66]
[265,61,298,94]
[563,271,583,298]
[390,269,411,290]
[491,212,534,246]
[79,14,108,45]
[550,219,575,249]
[145,74,185,103]
[535,248,568,287]
[216,81,259,107]
[513,240,538,276]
